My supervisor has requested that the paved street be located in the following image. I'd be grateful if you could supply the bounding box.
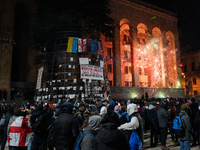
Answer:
[143,131,199,150]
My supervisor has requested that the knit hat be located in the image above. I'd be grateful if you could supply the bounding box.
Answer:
[181,104,188,112]
[114,105,121,112]
[88,115,102,131]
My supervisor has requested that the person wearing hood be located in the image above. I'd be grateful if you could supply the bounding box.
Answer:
[147,101,159,147]
[8,111,32,150]
[1,106,14,150]
[109,100,115,106]
[179,104,192,150]
[31,104,53,150]
[118,103,143,144]
[157,101,169,150]
[176,99,184,116]
[80,115,102,150]
[93,111,129,150]
[54,102,79,150]
[99,106,107,119]
[96,100,103,113]
[114,105,121,113]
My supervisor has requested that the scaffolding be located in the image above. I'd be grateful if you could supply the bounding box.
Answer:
[36,31,110,102]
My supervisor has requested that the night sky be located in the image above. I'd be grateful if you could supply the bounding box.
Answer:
[141,0,200,53]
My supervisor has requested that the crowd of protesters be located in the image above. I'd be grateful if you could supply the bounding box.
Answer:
[0,97,199,150]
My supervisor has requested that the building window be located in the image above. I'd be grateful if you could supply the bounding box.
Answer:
[143,53,147,61]
[125,66,129,74]
[139,67,142,75]
[144,68,147,75]
[129,67,132,74]
[128,51,131,60]
[109,81,112,86]
[184,65,187,72]
[125,81,129,87]
[138,55,141,60]
[107,48,112,58]
[193,78,197,85]
[194,90,198,96]
[124,51,127,59]
[123,35,129,44]
[137,38,141,44]
[191,62,195,71]
[143,39,146,45]
[107,64,112,73]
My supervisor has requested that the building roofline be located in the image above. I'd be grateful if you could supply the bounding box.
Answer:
[113,0,178,22]
[181,50,200,56]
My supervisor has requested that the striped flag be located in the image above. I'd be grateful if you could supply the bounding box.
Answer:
[67,37,78,53]
[7,116,32,147]
[78,38,87,52]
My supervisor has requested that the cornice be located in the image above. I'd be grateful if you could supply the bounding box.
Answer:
[112,0,178,22]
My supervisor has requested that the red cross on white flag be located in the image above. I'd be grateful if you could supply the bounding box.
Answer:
[7,116,32,147]
[78,38,87,52]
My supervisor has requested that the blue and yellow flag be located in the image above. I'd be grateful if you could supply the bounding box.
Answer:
[67,37,78,53]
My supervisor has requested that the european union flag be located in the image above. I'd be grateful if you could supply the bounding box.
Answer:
[90,39,98,53]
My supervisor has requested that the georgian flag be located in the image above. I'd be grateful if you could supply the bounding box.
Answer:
[78,38,87,52]
[7,116,32,147]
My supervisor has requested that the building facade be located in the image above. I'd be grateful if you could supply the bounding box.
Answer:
[0,0,184,99]
[181,50,200,96]
[102,0,183,99]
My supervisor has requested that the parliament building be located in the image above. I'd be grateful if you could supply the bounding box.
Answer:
[0,0,184,100]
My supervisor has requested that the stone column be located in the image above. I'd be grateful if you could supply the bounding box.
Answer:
[132,29,139,87]
[113,25,121,86]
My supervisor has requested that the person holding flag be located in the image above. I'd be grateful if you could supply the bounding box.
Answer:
[7,111,32,150]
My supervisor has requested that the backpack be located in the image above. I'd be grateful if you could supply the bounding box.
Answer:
[129,132,142,150]
[31,114,45,134]
[75,133,94,150]
[173,115,185,138]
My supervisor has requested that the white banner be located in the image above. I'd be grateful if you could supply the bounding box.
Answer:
[36,67,44,89]
[80,65,104,80]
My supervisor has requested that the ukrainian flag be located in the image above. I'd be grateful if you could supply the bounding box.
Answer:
[67,37,78,53]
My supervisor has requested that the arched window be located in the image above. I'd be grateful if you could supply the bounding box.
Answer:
[139,67,142,75]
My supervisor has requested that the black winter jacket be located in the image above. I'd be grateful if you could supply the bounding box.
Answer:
[194,110,200,135]
[147,105,158,128]
[54,102,79,150]
[93,123,129,150]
